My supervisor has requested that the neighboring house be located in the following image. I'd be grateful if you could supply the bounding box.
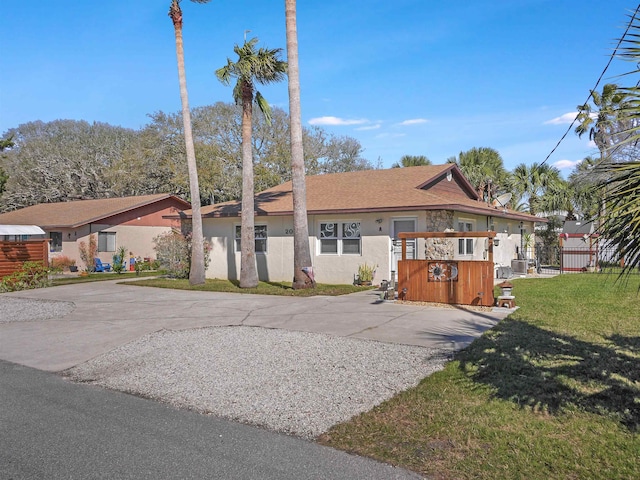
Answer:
[190,165,542,284]
[0,194,190,271]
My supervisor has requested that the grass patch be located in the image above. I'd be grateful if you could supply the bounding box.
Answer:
[52,272,157,286]
[124,277,369,296]
[319,274,640,479]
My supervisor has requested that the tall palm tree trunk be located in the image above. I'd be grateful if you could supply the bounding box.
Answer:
[240,83,259,288]
[285,0,315,289]
[169,1,205,285]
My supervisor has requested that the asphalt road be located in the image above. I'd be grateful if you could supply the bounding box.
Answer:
[0,360,423,480]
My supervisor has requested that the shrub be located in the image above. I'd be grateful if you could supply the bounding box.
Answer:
[112,246,127,274]
[0,261,52,293]
[78,234,98,272]
[51,255,76,270]
[153,231,211,279]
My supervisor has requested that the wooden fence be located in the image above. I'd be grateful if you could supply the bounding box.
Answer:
[397,231,496,307]
[0,240,49,278]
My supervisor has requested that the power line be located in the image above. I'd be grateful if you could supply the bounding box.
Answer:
[539,4,640,168]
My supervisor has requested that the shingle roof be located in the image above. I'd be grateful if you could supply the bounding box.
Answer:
[197,165,541,222]
[0,194,191,228]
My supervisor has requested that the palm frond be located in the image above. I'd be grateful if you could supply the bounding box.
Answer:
[255,91,273,125]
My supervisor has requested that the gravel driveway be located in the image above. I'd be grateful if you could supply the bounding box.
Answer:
[2,295,451,439]
[64,326,450,439]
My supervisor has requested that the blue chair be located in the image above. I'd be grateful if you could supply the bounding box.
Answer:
[94,258,112,272]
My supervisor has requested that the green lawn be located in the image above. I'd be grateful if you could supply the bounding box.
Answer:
[121,277,367,296]
[318,274,640,479]
[51,271,157,285]
[53,274,366,296]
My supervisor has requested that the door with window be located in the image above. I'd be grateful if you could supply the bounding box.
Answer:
[392,219,416,276]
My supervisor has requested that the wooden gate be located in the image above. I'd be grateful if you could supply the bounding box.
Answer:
[397,232,495,307]
[0,240,49,278]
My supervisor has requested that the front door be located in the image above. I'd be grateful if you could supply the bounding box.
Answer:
[392,218,416,277]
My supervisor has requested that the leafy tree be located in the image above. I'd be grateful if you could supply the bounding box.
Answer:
[0,137,14,150]
[168,0,210,285]
[447,147,508,201]
[0,136,13,195]
[391,155,431,168]
[78,234,98,272]
[285,0,315,290]
[0,105,374,212]
[0,120,136,211]
[153,230,211,279]
[216,37,287,288]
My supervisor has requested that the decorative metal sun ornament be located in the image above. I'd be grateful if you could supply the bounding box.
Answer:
[428,262,459,282]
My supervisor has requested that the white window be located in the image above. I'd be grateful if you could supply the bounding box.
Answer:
[458,221,474,256]
[320,221,361,255]
[98,232,116,252]
[235,225,267,253]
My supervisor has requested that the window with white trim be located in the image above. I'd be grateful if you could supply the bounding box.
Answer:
[319,221,361,255]
[98,232,116,252]
[235,225,267,253]
[457,221,474,255]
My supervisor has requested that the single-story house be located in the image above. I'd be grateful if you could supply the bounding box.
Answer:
[189,164,543,285]
[0,194,190,271]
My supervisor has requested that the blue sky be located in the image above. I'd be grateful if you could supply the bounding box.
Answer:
[1,0,637,172]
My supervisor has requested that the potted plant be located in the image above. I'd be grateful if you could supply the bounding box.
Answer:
[357,263,377,286]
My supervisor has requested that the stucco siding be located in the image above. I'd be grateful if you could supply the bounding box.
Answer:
[201,213,537,285]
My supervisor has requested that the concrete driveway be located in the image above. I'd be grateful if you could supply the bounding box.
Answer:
[0,279,510,372]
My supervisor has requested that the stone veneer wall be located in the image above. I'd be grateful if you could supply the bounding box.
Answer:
[425,210,455,260]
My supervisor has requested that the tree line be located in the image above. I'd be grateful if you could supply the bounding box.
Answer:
[0,104,375,212]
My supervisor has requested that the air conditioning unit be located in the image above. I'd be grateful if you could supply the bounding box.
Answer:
[511,259,527,275]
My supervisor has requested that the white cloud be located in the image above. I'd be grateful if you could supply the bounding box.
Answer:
[397,118,428,126]
[544,112,578,125]
[544,111,597,125]
[552,159,582,170]
[308,116,368,126]
[588,140,597,148]
[355,124,381,131]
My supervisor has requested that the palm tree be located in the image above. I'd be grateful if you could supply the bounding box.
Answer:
[592,13,640,276]
[391,155,432,168]
[447,147,508,201]
[568,156,603,220]
[168,0,209,285]
[285,0,315,289]
[216,38,286,288]
[575,83,630,161]
[510,162,562,215]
